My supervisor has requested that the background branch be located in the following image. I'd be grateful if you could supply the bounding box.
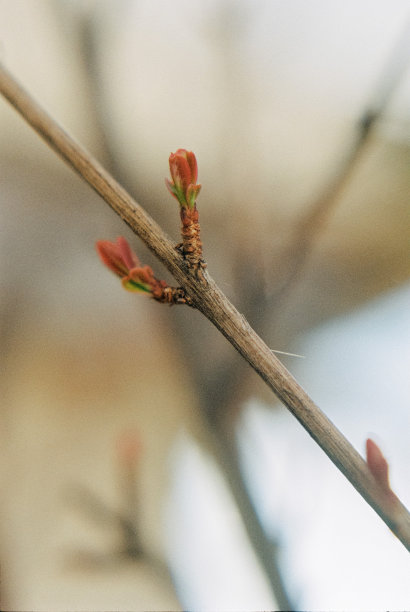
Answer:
[1,63,409,553]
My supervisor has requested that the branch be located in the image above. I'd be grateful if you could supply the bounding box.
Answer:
[1,63,409,551]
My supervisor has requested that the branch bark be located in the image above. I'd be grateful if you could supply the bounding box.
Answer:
[1,63,409,552]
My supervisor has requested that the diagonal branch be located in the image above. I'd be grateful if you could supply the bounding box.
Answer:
[1,63,409,551]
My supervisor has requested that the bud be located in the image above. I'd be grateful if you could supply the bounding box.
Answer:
[165,149,201,208]
[366,438,396,502]
[165,149,205,277]
[96,236,193,305]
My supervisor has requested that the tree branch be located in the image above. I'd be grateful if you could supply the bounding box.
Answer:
[1,63,409,551]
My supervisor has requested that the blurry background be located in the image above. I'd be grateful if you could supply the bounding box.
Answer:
[1,0,410,610]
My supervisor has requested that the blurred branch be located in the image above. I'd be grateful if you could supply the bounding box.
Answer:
[65,483,170,581]
[1,64,410,553]
[65,430,164,573]
[258,18,410,311]
[205,420,293,609]
[67,484,145,560]
[278,17,410,298]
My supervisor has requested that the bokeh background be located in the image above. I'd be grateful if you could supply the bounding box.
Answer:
[1,1,410,610]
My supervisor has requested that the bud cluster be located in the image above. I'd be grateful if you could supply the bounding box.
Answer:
[96,148,205,306]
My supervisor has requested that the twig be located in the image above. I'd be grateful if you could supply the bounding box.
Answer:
[75,20,293,603]
[1,63,409,551]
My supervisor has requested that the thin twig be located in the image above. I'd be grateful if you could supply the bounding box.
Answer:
[56,14,293,604]
[1,63,409,551]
